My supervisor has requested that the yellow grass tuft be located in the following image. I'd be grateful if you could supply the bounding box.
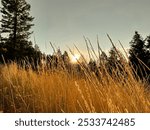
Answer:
[0,61,150,113]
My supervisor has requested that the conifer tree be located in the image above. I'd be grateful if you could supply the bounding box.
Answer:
[129,31,147,80]
[0,0,34,61]
[145,35,150,82]
[145,35,150,64]
[107,47,119,74]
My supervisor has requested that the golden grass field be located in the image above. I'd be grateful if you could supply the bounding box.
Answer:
[0,58,150,113]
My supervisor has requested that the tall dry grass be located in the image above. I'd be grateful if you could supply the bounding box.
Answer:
[0,36,150,113]
[0,60,149,113]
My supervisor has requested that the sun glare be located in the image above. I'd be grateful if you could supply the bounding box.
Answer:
[70,54,80,63]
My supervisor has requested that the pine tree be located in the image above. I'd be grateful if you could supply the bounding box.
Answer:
[145,35,150,63]
[107,47,118,74]
[106,47,124,76]
[0,0,34,61]
[129,31,147,80]
[145,35,150,82]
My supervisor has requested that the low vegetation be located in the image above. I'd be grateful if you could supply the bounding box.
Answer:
[0,56,149,112]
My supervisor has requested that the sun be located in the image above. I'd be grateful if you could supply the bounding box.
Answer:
[70,54,81,63]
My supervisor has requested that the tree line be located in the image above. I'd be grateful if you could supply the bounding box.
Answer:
[0,0,149,83]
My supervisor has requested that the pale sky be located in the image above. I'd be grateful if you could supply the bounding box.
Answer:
[1,0,150,56]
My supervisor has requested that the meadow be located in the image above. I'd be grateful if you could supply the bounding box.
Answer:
[0,43,150,113]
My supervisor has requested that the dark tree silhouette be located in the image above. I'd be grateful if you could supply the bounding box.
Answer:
[106,47,124,77]
[0,0,34,62]
[145,35,150,82]
[129,31,148,80]
[145,35,150,66]
[107,48,118,71]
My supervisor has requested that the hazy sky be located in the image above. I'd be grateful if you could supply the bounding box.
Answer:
[2,0,150,55]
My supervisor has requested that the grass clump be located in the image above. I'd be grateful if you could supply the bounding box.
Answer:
[0,61,149,113]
